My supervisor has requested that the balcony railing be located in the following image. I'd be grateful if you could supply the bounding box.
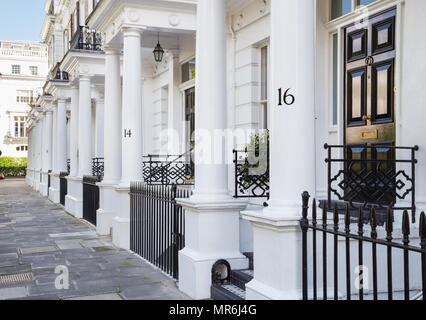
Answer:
[50,63,69,81]
[143,151,194,186]
[92,158,104,180]
[233,149,269,200]
[325,144,419,223]
[70,26,103,52]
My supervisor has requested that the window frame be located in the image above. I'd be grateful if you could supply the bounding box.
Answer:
[29,66,38,76]
[259,43,270,131]
[329,0,378,22]
[11,65,21,75]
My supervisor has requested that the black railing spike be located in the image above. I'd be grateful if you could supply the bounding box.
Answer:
[386,207,393,234]
[345,203,350,227]
[302,192,310,219]
[312,199,317,222]
[402,210,410,237]
[333,203,339,226]
[370,207,377,230]
[420,212,426,240]
[322,201,328,226]
[358,206,364,231]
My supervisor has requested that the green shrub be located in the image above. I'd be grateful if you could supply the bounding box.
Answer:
[0,157,27,177]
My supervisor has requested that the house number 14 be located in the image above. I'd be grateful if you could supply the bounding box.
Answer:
[124,129,132,138]
[278,88,295,106]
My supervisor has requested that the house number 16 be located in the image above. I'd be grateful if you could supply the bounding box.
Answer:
[278,88,295,106]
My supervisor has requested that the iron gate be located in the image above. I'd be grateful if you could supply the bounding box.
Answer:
[130,183,191,279]
[59,172,68,206]
[301,192,426,301]
[83,176,100,226]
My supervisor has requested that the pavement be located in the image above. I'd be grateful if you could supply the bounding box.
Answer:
[0,178,190,300]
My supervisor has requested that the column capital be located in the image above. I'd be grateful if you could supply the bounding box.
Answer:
[104,45,122,55]
[121,27,145,38]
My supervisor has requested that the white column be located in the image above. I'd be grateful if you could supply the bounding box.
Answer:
[242,0,316,300]
[51,105,58,173]
[192,0,228,200]
[69,87,79,177]
[57,98,68,173]
[177,0,248,300]
[103,48,122,183]
[120,28,143,185]
[95,95,104,158]
[45,110,53,172]
[97,48,122,236]
[78,76,92,177]
[111,28,143,249]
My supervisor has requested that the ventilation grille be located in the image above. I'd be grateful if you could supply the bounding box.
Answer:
[0,272,34,285]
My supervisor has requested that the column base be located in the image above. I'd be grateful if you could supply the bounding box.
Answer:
[176,196,249,300]
[96,181,120,236]
[48,173,60,204]
[241,207,303,301]
[112,217,130,250]
[65,176,83,218]
[111,184,131,250]
[40,171,50,197]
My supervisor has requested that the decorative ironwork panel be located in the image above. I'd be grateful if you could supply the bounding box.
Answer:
[233,150,269,199]
[71,26,103,52]
[92,158,104,180]
[325,144,418,222]
[143,153,194,186]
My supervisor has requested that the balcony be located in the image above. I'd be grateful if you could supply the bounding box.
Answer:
[70,26,103,52]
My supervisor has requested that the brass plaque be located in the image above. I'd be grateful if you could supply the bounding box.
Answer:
[360,130,378,140]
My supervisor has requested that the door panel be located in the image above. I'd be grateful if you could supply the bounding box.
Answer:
[347,29,368,62]
[372,16,395,55]
[372,59,394,124]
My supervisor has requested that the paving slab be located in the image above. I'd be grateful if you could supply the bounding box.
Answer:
[0,179,190,301]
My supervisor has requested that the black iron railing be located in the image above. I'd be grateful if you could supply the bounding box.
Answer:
[50,62,69,81]
[59,172,68,206]
[92,158,104,180]
[130,183,191,280]
[143,151,194,186]
[70,26,103,51]
[233,149,269,199]
[301,192,426,301]
[325,144,418,222]
[67,159,70,175]
[83,176,100,226]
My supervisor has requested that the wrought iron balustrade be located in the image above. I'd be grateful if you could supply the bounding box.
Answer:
[92,158,104,180]
[143,151,194,186]
[325,144,418,222]
[70,26,103,52]
[301,192,426,301]
[233,149,269,199]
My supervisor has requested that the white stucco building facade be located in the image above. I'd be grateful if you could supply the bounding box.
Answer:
[0,41,47,158]
[27,0,426,301]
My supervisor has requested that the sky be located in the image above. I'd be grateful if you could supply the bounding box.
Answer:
[0,0,46,42]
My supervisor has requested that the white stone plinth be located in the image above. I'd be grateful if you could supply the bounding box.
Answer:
[65,176,83,218]
[177,197,248,300]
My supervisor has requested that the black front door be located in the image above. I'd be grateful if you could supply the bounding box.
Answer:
[344,8,397,205]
